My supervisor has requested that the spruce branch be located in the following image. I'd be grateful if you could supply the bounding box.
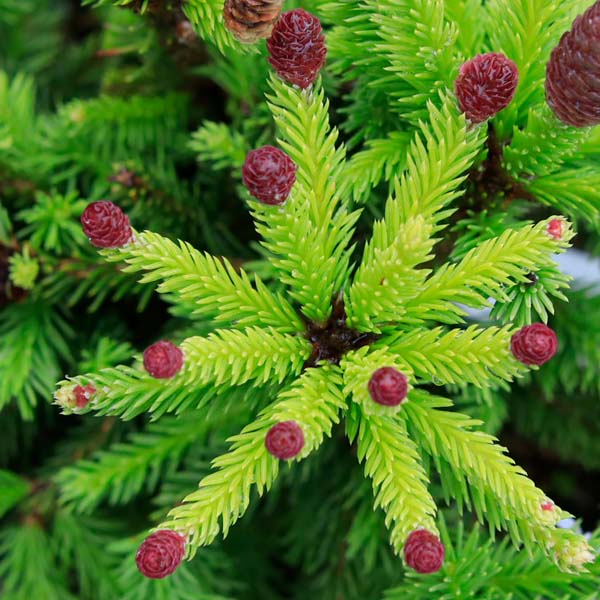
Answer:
[346,215,434,331]
[490,265,571,326]
[323,0,462,126]
[338,132,411,203]
[102,230,303,332]
[252,76,360,322]
[444,0,487,56]
[350,406,438,554]
[181,327,311,386]
[55,362,278,421]
[56,415,211,513]
[0,299,73,419]
[503,105,591,178]
[189,121,248,172]
[373,94,485,252]
[157,366,345,556]
[270,364,347,456]
[56,364,204,420]
[52,511,120,600]
[17,191,88,253]
[109,534,239,600]
[0,470,30,519]
[383,325,526,387]
[321,0,383,82]
[33,94,189,184]
[403,218,571,323]
[344,94,485,329]
[385,518,599,599]
[370,0,460,123]
[404,391,572,552]
[0,523,75,600]
[527,169,600,227]
[265,76,347,228]
[484,0,590,138]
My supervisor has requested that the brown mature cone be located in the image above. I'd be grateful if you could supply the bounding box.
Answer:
[224,0,284,44]
[546,1,600,127]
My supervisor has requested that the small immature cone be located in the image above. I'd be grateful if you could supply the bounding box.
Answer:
[455,52,519,123]
[224,0,284,44]
[81,201,133,248]
[368,367,408,406]
[242,145,297,205]
[546,1,600,127]
[510,323,558,366]
[539,500,559,525]
[74,384,96,408]
[404,529,445,574]
[136,530,186,579]
[54,383,96,411]
[143,341,184,379]
[267,9,327,89]
[265,421,305,459]
[547,218,566,240]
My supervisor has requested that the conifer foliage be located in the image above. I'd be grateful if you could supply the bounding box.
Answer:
[54,5,593,579]
[2,0,600,598]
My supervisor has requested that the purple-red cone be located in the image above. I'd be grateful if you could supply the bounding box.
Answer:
[368,367,408,406]
[81,201,132,248]
[455,52,519,123]
[546,1,600,127]
[136,530,186,579]
[510,323,558,366]
[404,530,445,574]
[267,9,327,89]
[143,341,184,379]
[265,421,304,459]
[242,145,297,205]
